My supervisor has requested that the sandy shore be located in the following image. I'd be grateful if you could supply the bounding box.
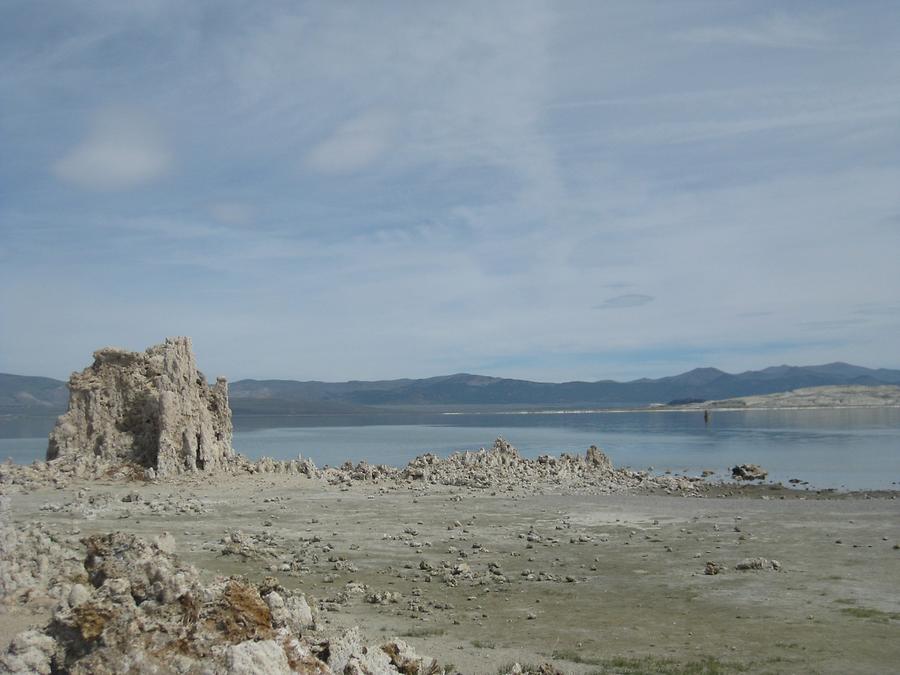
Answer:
[3,472,898,674]
[674,384,900,411]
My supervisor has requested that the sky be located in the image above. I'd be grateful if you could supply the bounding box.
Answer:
[1,1,899,383]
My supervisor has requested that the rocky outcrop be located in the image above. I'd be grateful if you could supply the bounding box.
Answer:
[46,337,232,477]
[3,432,706,496]
[585,444,613,472]
[735,557,782,571]
[200,438,702,495]
[704,561,724,575]
[0,524,443,674]
[398,438,608,488]
[0,497,86,611]
[301,438,703,495]
[731,464,768,481]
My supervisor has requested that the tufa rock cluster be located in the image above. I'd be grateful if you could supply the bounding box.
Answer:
[731,464,768,481]
[47,337,233,477]
[0,518,442,674]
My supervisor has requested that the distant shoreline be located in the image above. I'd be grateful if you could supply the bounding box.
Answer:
[442,403,900,415]
[5,401,900,422]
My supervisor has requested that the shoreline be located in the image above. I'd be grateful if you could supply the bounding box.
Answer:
[4,427,900,493]
[6,400,900,422]
[3,446,899,496]
[442,403,900,415]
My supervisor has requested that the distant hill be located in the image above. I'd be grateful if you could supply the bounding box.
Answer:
[227,362,900,411]
[4,362,900,416]
[0,374,69,413]
[680,385,900,410]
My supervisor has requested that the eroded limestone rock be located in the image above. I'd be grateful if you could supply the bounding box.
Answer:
[731,464,768,481]
[2,526,444,674]
[47,337,232,476]
[735,557,781,571]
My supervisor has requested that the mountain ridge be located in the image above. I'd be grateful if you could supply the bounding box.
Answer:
[5,363,900,415]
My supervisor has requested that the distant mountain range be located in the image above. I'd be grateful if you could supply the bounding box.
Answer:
[5,362,900,416]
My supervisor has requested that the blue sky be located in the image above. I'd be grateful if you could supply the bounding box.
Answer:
[2,1,899,382]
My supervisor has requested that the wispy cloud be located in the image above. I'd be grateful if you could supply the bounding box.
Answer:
[305,112,393,174]
[595,294,654,310]
[209,202,253,226]
[52,109,172,191]
[675,12,831,49]
[852,304,900,317]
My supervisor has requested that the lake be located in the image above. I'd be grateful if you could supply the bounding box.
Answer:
[2,408,898,490]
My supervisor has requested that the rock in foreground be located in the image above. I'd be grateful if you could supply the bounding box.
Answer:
[0,526,441,674]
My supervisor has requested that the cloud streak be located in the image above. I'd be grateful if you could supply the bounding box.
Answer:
[53,109,172,191]
[595,294,654,310]
[675,12,831,49]
[306,112,393,174]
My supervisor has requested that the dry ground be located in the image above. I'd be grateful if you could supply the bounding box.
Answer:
[3,476,899,674]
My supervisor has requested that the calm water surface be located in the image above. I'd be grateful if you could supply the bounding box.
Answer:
[2,408,898,490]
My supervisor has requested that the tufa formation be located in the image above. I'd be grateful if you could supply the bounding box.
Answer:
[47,337,233,476]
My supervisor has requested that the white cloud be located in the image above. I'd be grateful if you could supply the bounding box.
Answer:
[53,109,171,190]
[228,4,557,194]
[305,112,392,174]
[676,12,830,49]
[595,294,654,309]
[209,202,253,226]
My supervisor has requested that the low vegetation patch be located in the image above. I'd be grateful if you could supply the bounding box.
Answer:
[550,649,603,665]
[592,655,750,675]
[398,626,446,638]
[497,654,754,674]
[472,639,497,649]
[840,606,900,623]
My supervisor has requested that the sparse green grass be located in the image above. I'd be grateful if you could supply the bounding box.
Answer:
[472,639,497,649]
[840,606,900,623]
[497,655,753,675]
[495,653,813,675]
[833,597,857,605]
[398,625,446,638]
[551,649,603,665]
[590,655,750,675]
[494,663,542,675]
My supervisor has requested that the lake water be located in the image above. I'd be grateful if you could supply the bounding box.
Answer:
[2,408,898,490]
